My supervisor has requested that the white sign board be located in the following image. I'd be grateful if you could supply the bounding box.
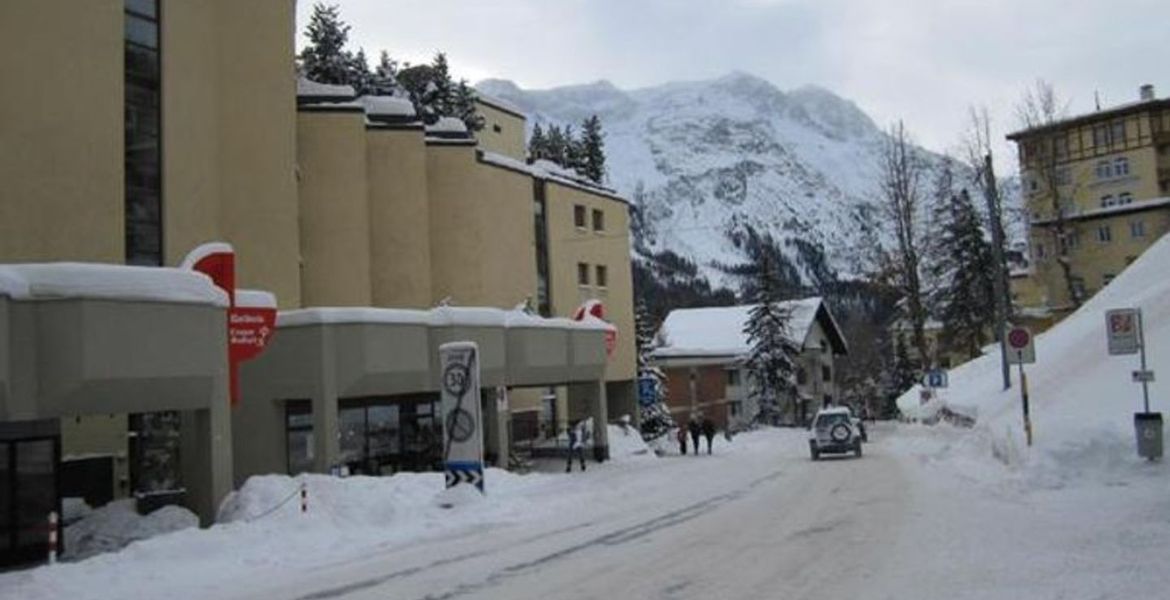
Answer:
[1106,309,1141,355]
[440,342,484,492]
[1006,326,1035,365]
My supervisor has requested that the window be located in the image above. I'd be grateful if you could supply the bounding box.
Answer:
[1070,276,1087,299]
[1111,121,1126,145]
[1053,136,1068,159]
[726,369,741,387]
[1035,243,1046,260]
[125,0,161,266]
[1055,167,1072,185]
[1060,230,1080,251]
[1131,220,1146,238]
[1096,161,1113,180]
[286,401,314,475]
[797,368,808,386]
[1028,178,1039,192]
[1100,195,1115,208]
[1114,157,1130,176]
[822,365,832,382]
[1118,192,1133,205]
[573,205,587,229]
[595,264,608,288]
[1093,125,1111,148]
[533,192,551,316]
[729,401,742,417]
[591,208,604,232]
[577,262,589,286]
[1097,226,1112,243]
[492,123,502,133]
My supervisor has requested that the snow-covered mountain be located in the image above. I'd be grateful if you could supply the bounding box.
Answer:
[478,72,917,289]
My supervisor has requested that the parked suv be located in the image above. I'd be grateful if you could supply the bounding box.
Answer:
[808,407,863,460]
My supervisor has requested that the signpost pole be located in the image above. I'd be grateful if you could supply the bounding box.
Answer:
[1018,351,1032,446]
[1138,309,1150,414]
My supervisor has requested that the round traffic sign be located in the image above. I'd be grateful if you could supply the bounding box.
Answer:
[1008,328,1031,349]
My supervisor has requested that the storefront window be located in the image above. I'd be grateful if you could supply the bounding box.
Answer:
[335,400,438,475]
[285,402,313,475]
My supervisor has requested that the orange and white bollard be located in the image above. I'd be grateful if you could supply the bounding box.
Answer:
[300,483,307,513]
[48,511,59,564]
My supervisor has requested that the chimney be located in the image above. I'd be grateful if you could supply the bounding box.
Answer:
[1139,84,1155,101]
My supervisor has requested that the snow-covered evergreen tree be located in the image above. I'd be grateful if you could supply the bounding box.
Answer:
[742,255,798,426]
[369,50,401,97]
[453,79,484,131]
[528,123,547,160]
[634,299,674,441]
[930,189,996,359]
[347,48,373,96]
[299,3,352,85]
[890,334,918,397]
[580,115,606,184]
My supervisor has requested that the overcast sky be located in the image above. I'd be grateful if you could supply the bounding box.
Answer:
[296,0,1168,170]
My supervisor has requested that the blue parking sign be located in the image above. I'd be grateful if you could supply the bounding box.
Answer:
[637,376,658,406]
[925,369,948,389]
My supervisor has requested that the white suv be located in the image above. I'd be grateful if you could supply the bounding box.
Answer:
[808,407,863,460]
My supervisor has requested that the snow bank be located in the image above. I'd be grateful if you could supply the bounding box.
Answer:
[606,423,655,461]
[358,94,416,117]
[234,288,276,309]
[426,116,468,134]
[64,500,198,561]
[895,232,1170,486]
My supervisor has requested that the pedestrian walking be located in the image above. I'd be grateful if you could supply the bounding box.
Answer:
[677,426,688,455]
[688,417,701,456]
[566,420,587,472]
[702,417,716,454]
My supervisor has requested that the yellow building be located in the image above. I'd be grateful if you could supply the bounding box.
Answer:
[0,0,637,563]
[1007,85,1170,317]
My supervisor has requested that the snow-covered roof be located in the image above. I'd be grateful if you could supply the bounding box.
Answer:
[0,264,228,307]
[651,297,845,360]
[358,95,416,118]
[296,77,355,100]
[475,92,526,119]
[477,151,627,203]
[426,117,468,134]
[278,306,612,331]
[236,289,277,309]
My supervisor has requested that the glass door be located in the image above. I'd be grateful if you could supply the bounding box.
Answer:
[1,437,60,567]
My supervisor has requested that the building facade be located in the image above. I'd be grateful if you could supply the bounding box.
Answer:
[650,298,848,430]
[1007,85,1170,316]
[0,0,636,565]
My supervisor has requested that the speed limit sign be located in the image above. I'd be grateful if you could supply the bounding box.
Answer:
[1006,326,1035,364]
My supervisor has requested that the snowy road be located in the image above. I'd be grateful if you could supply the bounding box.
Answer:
[236,432,907,600]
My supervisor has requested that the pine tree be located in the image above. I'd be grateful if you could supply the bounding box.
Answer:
[634,299,674,440]
[528,123,547,160]
[742,255,798,426]
[429,52,454,118]
[544,125,568,165]
[369,50,401,97]
[931,189,996,359]
[890,335,918,397]
[579,115,607,184]
[347,48,373,95]
[299,3,352,85]
[453,79,484,131]
[565,125,586,174]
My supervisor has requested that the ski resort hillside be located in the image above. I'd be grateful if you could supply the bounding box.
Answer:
[898,232,1169,481]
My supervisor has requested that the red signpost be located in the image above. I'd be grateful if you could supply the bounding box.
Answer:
[182,244,277,406]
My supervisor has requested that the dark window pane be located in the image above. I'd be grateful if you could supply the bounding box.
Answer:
[0,443,9,550]
[126,0,157,19]
[15,441,55,546]
[125,45,159,84]
[125,15,158,48]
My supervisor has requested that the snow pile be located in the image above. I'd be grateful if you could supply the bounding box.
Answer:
[296,77,355,99]
[606,423,655,461]
[426,116,469,134]
[64,500,198,561]
[895,232,1170,486]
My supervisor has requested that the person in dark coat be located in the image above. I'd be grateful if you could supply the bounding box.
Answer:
[565,420,587,472]
[677,426,688,455]
[687,417,701,456]
[701,417,716,454]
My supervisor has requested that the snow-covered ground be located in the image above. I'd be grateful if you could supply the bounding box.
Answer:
[4,228,1169,600]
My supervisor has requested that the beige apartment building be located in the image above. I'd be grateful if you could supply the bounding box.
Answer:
[0,0,635,566]
[1007,85,1170,317]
